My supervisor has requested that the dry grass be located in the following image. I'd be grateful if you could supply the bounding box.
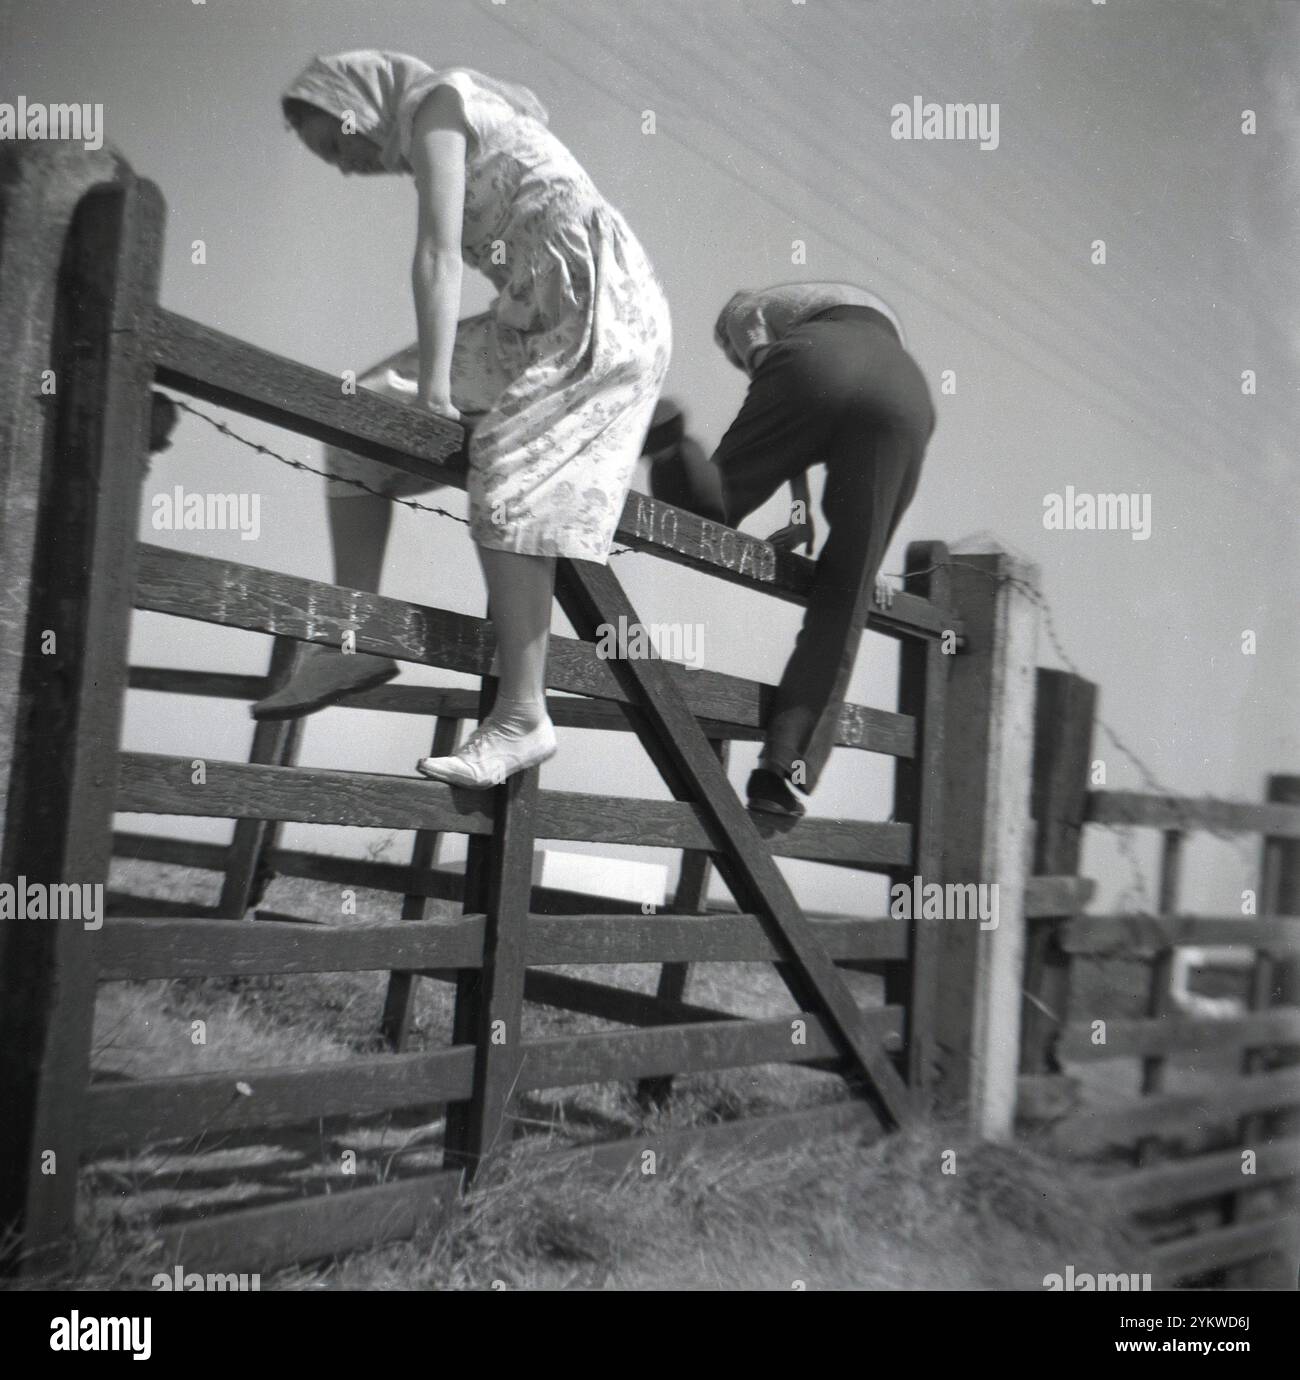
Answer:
[59,856,1153,1289]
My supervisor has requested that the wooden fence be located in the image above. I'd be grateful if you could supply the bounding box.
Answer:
[1020,670,1300,1287]
[0,145,1055,1277]
[8,145,1286,1288]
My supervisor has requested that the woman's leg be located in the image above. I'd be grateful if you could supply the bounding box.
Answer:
[477,545,555,711]
[250,491,399,719]
[415,544,558,787]
[329,490,392,593]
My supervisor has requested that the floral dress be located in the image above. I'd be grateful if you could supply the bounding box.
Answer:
[323,69,672,564]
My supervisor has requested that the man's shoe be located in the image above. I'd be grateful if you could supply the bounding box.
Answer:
[745,767,806,817]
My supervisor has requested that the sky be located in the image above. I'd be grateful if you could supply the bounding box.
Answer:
[2,0,1297,916]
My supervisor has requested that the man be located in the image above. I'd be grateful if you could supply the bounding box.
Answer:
[647,282,935,816]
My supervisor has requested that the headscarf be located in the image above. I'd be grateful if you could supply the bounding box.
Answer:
[280,49,548,172]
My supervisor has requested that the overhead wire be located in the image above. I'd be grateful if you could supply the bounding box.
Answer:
[522,3,1239,486]
[595,1,1265,486]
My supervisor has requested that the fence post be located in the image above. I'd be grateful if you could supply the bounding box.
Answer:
[1020,670,1096,1075]
[931,543,1040,1138]
[380,714,463,1050]
[1229,773,1300,1286]
[886,541,953,1094]
[217,636,303,917]
[0,147,164,1271]
[637,737,727,1109]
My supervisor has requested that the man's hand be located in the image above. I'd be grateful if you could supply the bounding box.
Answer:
[873,574,899,610]
[765,470,814,555]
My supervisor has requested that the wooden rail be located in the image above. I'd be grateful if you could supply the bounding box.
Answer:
[148,306,958,643]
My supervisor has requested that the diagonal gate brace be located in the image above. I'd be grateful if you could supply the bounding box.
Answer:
[555,559,913,1130]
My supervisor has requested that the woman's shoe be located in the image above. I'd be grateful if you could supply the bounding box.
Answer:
[745,767,806,817]
[251,649,399,720]
[416,718,557,788]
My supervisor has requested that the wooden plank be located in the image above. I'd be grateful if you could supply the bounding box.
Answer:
[521,969,904,1063]
[617,492,955,641]
[0,147,165,1271]
[1057,1008,1300,1062]
[115,752,911,868]
[127,654,915,761]
[157,1170,462,1275]
[555,558,910,1128]
[104,894,219,920]
[118,749,488,834]
[1136,829,1185,1166]
[252,845,651,918]
[1061,915,1300,954]
[112,831,229,870]
[521,970,740,1030]
[155,1098,882,1274]
[639,740,727,1106]
[217,637,302,918]
[353,686,908,756]
[1086,790,1300,839]
[887,542,952,1089]
[530,913,908,965]
[517,1012,904,1090]
[1023,874,1095,918]
[93,910,909,978]
[85,1047,475,1152]
[1099,1134,1300,1213]
[128,666,267,699]
[95,916,487,979]
[149,308,956,644]
[267,847,464,900]
[1020,670,1096,1075]
[149,307,463,484]
[381,716,461,1051]
[930,548,1040,1135]
[1045,1067,1300,1152]
[1149,1217,1300,1285]
[132,545,916,758]
[441,720,542,1177]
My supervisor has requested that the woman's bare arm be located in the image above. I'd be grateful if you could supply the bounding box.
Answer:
[408,85,468,414]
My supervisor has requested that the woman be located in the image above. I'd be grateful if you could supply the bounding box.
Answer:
[649,282,933,816]
[261,50,671,788]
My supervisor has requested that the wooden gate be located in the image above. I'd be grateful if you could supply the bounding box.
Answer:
[0,146,1043,1277]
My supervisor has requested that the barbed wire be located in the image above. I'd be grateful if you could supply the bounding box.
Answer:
[164,395,638,555]
[160,393,1263,900]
